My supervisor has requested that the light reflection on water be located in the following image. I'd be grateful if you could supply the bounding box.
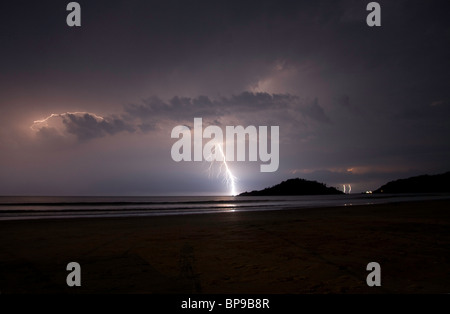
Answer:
[0,193,449,221]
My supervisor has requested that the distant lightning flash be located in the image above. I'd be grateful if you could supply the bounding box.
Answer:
[30,112,104,131]
[207,143,237,196]
[343,184,352,194]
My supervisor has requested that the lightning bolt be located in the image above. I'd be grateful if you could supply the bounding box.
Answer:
[30,112,104,131]
[343,184,352,194]
[206,142,237,196]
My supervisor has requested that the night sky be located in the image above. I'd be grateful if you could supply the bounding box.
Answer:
[1,0,449,195]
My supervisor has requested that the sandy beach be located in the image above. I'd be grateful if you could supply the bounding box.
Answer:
[1,199,449,294]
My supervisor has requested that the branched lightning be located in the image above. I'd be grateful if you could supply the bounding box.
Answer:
[206,142,237,196]
[30,112,104,131]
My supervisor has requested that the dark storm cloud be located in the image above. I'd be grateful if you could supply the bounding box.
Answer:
[335,95,362,116]
[62,113,136,141]
[124,92,331,129]
[299,99,331,124]
[220,92,293,111]
[124,96,220,122]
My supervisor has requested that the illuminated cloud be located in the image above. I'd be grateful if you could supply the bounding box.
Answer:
[31,112,135,141]
[31,92,332,143]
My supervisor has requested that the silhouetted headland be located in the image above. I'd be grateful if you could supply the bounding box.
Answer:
[239,178,343,196]
[374,171,450,194]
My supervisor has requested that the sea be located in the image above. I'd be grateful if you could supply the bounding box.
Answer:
[1,193,450,221]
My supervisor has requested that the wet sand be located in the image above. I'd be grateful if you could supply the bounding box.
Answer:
[1,199,449,294]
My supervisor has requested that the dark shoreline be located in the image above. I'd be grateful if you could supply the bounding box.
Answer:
[1,199,450,293]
